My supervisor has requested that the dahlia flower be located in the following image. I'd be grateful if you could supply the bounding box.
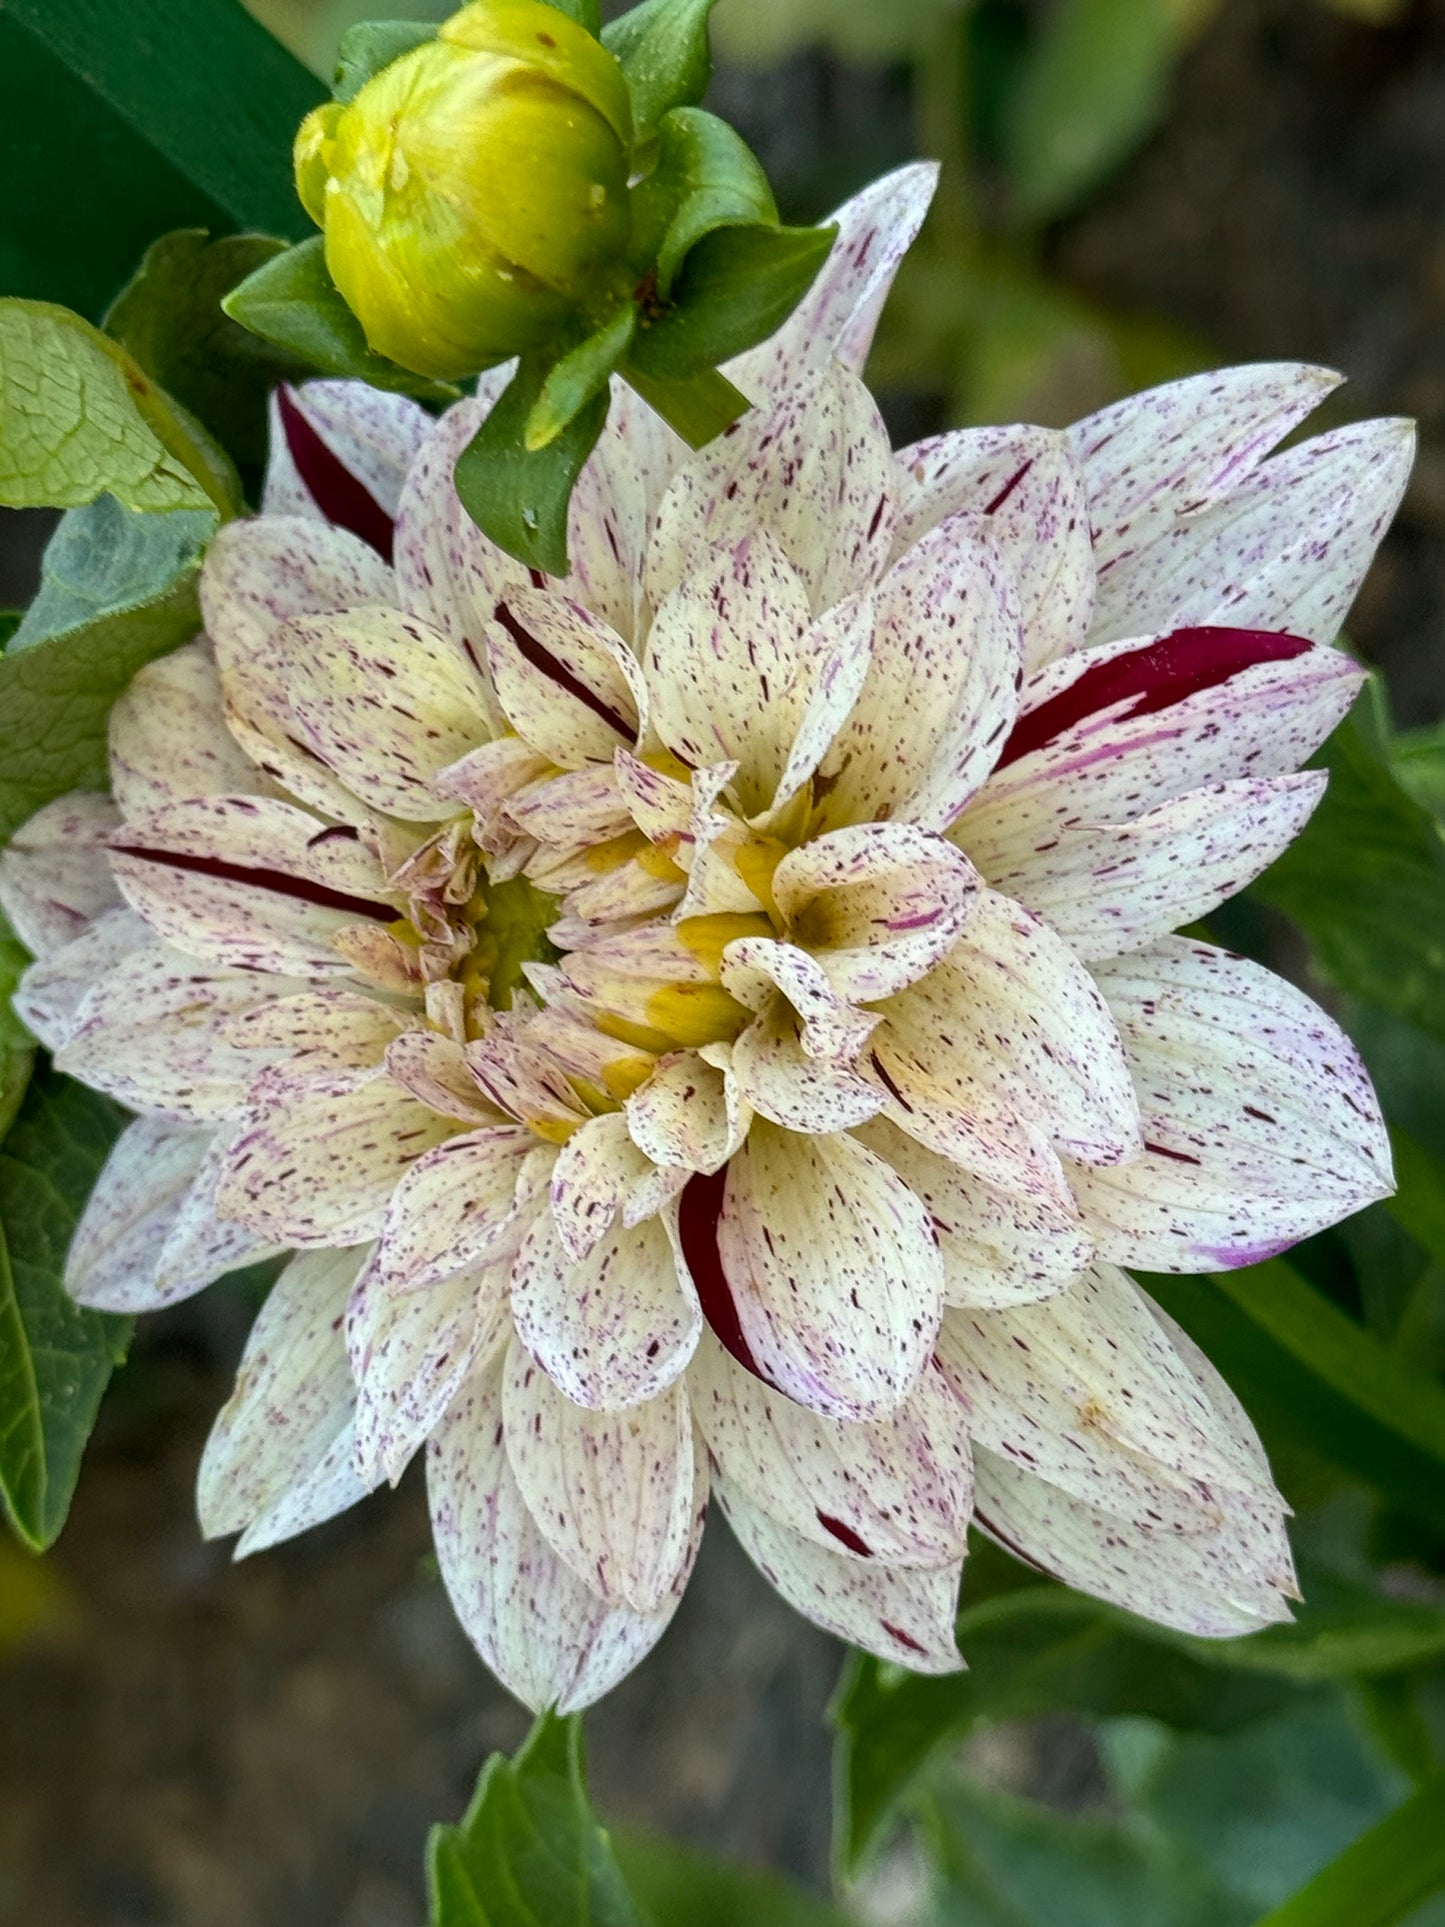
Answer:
[1,164,1411,1710]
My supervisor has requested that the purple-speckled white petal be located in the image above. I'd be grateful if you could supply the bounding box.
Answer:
[226,989,407,1075]
[503,1338,697,1611]
[625,1050,747,1176]
[547,1111,682,1263]
[10,908,150,1051]
[813,514,1023,833]
[646,365,898,616]
[510,1201,700,1412]
[713,1123,943,1422]
[720,936,877,1065]
[726,162,939,397]
[216,1065,453,1247]
[64,1116,212,1310]
[1069,362,1340,634]
[110,639,274,816]
[197,1246,371,1544]
[715,1476,964,1672]
[857,1116,1093,1308]
[370,1124,536,1292]
[894,424,1095,671]
[564,378,677,642]
[693,1331,972,1567]
[728,997,883,1135]
[203,515,394,677]
[1073,939,1393,1270]
[505,764,633,848]
[487,588,644,767]
[150,1122,285,1307]
[262,379,431,521]
[0,793,120,958]
[428,1350,703,1711]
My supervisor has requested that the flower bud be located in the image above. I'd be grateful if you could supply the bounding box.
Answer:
[296,1,635,380]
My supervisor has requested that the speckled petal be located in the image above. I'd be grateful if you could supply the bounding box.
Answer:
[503,1338,697,1611]
[893,424,1095,671]
[151,1123,285,1307]
[505,764,634,847]
[857,1116,1092,1309]
[262,379,431,523]
[428,1351,703,1712]
[813,514,1023,833]
[216,1066,454,1246]
[0,793,120,957]
[487,588,644,767]
[1069,362,1340,636]
[197,1246,371,1544]
[729,996,884,1134]
[106,795,400,978]
[646,365,898,616]
[224,989,407,1075]
[11,908,150,1051]
[510,1203,700,1411]
[716,1476,964,1672]
[720,936,878,1064]
[709,1122,943,1422]
[547,1111,679,1262]
[726,162,939,396]
[565,379,672,643]
[371,1124,537,1292]
[203,514,394,680]
[383,1029,501,1123]
[1074,938,1394,1270]
[64,1117,211,1310]
[110,639,274,816]
[624,1050,747,1175]
[694,1331,972,1566]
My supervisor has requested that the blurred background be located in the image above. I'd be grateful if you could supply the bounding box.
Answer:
[4,0,1445,1921]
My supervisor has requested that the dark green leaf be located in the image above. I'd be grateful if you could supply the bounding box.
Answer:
[1251,712,1445,1047]
[628,220,835,381]
[454,358,609,576]
[629,108,777,295]
[613,1830,847,1926]
[0,914,35,1145]
[604,0,717,133]
[0,613,20,649]
[1392,722,1445,821]
[1252,1770,1445,1926]
[222,237,460,403]
[0,0,321,320]
[103,230,309,470]
[0,495,213,842]
[427,1712,643,1927]
[525,305,636,452]
[1383,1129,1445,1275]
[0,1069,129,1550]
[541,0,602,35]
[333,19,437,103]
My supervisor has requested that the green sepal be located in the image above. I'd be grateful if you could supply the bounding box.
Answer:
[630,107,777,296]
[454,357,610,575]
[222,237,461,403]
[604,0,718,133]
[629,218,837,381]
[525,304,637,451]
[333,19,437,103]
[540,0,603,37]
[103,230,311,472]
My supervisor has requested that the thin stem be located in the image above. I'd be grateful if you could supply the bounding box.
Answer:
[620,362,750,449]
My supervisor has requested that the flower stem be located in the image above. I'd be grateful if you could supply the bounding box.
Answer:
[620,363,750,449]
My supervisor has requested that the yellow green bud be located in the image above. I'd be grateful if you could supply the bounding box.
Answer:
[295,1,635,381]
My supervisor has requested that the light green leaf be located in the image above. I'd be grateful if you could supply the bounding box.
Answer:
[0,915,35,1146]
[1242,1770,1445,1926]
[0,300,240,516]
[222,236,460,402]
[103,229,310,471]
[427,1712,643,1927]
[0,495,213,842]
[628,219,836,381]
[454,357,609,576]
[0,1070,130,1551]
[614,1829,848,1925]
[1001,0,1219,223]
[1392,722,1445,821]
[629,107,778,296]
[525,305,637,452]
[604,0,717,132]
[333,19,437,102]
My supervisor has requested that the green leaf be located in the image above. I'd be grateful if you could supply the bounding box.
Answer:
[1251,710,1445,1048]
[604,0,717,132]
[427,1712,643,1927]
[103,229,310,471]
[1392,722,1445,821]
[454,357,609,576]
[1251,1770,1445,1927]
[613,1830,848,1926]
[0,613,20,649]
[0,1069,129,1551]
[0,0,321,320]
[0,916,35,1146]
[1149,1265,1445,1535]
[630,107,777,296]
[0,300,241,516]
[222,237,460,403]
[0,495,213,842]
[1000,0,1218,223]
[628,219,836,381]
[540,0,602,34]
[1384,1129,1445,1274]
[525,305,636,452]
[332,19,436,103]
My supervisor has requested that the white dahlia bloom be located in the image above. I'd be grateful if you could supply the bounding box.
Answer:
[1,166,1412,1708]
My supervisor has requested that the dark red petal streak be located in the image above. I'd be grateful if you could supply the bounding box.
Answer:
[996,626,1313,770]
[109,843,399,924]
[493,600,635,743]
[678,1166,773,1384]
[277,385,395,563]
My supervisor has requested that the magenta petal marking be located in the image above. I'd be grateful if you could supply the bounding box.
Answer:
[276,385,396,563]
[493,601,635,743]
[997,626,1314,769]
[109,841,398,924]
[1198,1236,1297,1269]
[678,1167,771,1385]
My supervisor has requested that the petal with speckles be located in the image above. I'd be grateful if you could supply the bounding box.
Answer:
[487,589,645,767]
[729,995,883,1135]
[11,909,150,1052]
[370,1124,537,1292]
[65,1117,211,1310]
[262,379,431,526]
[548,1111,683,1262]
[203,514,394,680]
[110,639,274,817]
[0,793,120,957]
[625,1050,747,1176]
[1074,938,1394,1270]
[715,1476,964,1672]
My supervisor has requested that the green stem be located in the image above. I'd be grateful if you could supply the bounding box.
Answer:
[619,362,750,449]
